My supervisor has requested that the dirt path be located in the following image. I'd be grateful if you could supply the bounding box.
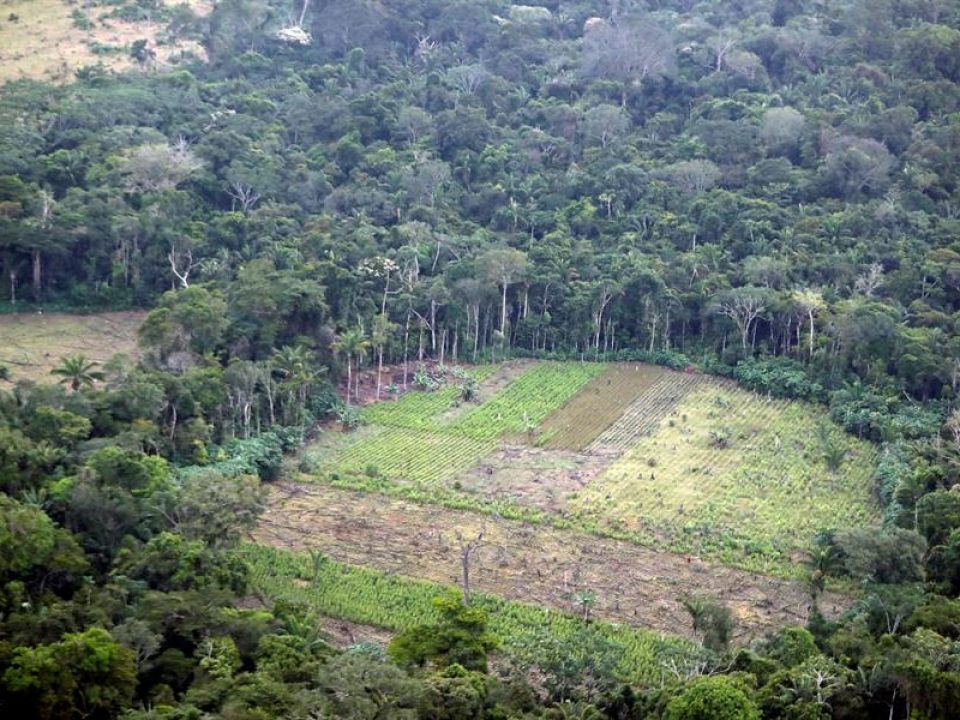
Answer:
[254,482,848,642]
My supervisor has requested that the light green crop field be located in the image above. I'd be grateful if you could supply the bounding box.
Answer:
[296,360,880,576]
[569,383,879,559]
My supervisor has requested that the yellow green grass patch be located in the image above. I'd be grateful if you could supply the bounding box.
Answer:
[570,384,880,556]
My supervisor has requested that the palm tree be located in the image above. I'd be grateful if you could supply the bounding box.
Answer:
[271,344,318,423]
[332,329,370,406]
[50,354,104,392]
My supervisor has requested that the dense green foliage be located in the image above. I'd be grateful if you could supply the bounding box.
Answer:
[3,0,960,717]
[0,0,958,414]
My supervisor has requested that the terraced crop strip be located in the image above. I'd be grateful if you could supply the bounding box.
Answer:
[571,384,879,560]
[537,364,670,450]
[589,371,711,451]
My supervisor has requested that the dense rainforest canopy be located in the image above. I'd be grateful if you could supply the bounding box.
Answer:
[3,0,960,718]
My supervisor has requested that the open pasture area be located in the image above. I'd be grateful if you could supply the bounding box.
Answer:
[0,311,145,383]
[0,0,208,84]
[292,360,881,578]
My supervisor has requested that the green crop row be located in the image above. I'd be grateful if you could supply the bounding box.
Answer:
[305,361,604,487]
[321,427,495,483]
[242,543,694,685]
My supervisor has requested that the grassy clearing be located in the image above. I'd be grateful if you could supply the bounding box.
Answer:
[0,311,145,383]
[571,384,880,557]
[538,363,670,450]
[244,543,694,684]
[0,0,208,85]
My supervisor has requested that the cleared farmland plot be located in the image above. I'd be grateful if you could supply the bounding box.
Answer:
[589,371,714,451]
[570,384,879,559]
[297,360,880,575]
[254,482,848,641]
[455,443,614,513]
[305,361,604,483]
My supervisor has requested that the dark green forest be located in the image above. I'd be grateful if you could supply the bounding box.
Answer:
[4,0,960,718]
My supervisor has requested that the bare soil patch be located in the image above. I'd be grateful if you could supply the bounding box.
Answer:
[453,443,618,514]
[321,618,394,648]
[255,482,849,642]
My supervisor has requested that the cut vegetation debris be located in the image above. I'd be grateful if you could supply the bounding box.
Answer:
[254,482,849,640]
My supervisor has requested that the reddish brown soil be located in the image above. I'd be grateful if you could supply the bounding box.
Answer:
[254,482,850,642]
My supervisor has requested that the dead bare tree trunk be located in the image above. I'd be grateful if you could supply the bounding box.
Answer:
[455,528,485,605]
[168,244,196,288]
